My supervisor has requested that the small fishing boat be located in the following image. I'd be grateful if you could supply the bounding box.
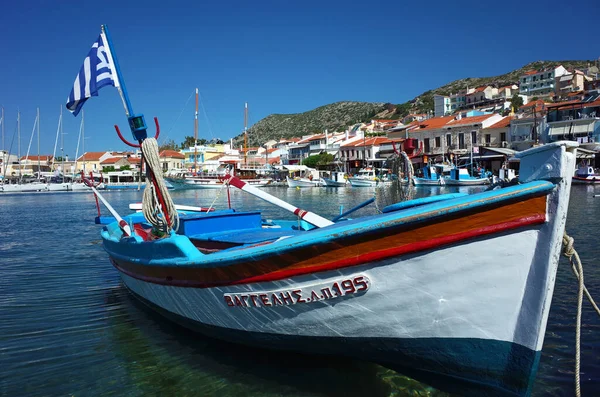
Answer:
[348,168,392,187]
[412,164,447,186]
[320,171,348,187]
[444,167,491,186]
[572,163,600,184]
[68,25,579,397]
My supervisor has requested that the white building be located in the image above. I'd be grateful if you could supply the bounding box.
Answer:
[519,65,567,97]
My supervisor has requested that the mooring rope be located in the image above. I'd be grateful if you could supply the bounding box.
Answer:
[141,137,179,234]
[562,232,600,397]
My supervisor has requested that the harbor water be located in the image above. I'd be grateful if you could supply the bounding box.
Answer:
[1,185,599,396]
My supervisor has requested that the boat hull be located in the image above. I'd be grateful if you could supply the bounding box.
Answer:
[286,177,321,187]
[114,225,549,396]
[444,177,490,186]
[412,177,442,186]
[320,178,347,187]
[571,176,600,184]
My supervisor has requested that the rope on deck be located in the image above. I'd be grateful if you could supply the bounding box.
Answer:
[141,137,179,234]
[562,232,600,397]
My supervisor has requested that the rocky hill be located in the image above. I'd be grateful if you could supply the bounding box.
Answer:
[409,60,595,114]
[242,101,388,146]
[239,60,595,145]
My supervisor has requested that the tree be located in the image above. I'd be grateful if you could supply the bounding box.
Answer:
[159,139,178,151]
[302,153,334,168]
[180,136,196,149]
[120,165,131,171]
[510,94,524,111]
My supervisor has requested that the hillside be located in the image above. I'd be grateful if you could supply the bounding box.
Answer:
[242,101,388,146]
[409,60,594,114]
[239,60,595,145]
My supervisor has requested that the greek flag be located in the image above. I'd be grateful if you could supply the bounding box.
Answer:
[66,32,120,116]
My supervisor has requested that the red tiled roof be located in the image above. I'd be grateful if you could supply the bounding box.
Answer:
[486,116,513,129]
[20,155,53,161]
[159,150,185,159]
[446,114,495,127]
[524,70,538,76]
[101,157,129,165]
[411,115,456,132]
[78,151,108,161]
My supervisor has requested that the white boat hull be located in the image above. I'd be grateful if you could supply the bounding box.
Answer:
[444,178,490,186]
[412,177,442,186]
[286,177,321,188]
[320,178,347,187]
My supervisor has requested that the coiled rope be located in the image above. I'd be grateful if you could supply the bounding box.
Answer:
[561,232,600,397]
[141,137,179,234]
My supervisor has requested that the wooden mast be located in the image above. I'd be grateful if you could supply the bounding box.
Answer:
[194,88,198,174]
[244,102,248,165]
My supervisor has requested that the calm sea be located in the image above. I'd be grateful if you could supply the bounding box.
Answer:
[1,185,598,397]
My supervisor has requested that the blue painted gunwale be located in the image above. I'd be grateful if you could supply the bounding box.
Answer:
[101,180,555,268]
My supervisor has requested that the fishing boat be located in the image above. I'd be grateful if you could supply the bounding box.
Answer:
[348,168,392,187]
[320,171,348,187]
[444,167,491,186]
[69,26,579,397]
[412,164,447,186]
[571,163,600,184]
[286,167,322,187]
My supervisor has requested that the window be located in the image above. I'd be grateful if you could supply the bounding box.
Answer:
[500,132,507,142]
[471,131,477,144]
[435,136,441,148]
[446,134,451,148]
[459,133,465,149]
[424,138,430,153]
[485,134,491,144]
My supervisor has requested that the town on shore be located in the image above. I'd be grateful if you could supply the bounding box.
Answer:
[1,63,600,186]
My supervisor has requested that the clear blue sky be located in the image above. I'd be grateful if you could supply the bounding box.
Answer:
[0,0,598,157]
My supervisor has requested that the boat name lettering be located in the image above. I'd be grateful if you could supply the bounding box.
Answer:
[223,275,370,308]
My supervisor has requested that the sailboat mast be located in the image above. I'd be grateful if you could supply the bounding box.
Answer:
[61,106,65,180]
[82,110,85,174]
[17,110,21,181]
[194,88,198,174]
[1,107,4,176]
[37,108,40,181]
[244,102,248,166]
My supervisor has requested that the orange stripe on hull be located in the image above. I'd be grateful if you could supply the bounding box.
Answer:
[112,195,547,287]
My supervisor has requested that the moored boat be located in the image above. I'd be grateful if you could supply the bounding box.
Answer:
[101,141,577,397]
[67,26,580,397]
[571,163,600,184]
[444,167,490,186]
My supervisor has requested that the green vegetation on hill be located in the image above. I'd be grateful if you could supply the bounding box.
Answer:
[239,101,387,146]
[238,60,594,145]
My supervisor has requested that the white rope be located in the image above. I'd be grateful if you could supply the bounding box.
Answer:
[400,150,414,180]
[207,177,228,213]
[141,138,179,234]
[562,232,600,397]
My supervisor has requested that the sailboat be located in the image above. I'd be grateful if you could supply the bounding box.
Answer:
[1,110,47,192]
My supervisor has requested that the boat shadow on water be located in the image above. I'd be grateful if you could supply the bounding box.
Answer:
[105,283,450,397]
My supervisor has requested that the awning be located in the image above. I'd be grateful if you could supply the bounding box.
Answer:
[548,120,596,136]
[283,165,312,171]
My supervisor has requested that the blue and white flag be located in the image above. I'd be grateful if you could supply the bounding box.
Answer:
[66,32,120,116]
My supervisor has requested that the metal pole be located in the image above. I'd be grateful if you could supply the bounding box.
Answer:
[101,24,133,117]
[194,88,198,173]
